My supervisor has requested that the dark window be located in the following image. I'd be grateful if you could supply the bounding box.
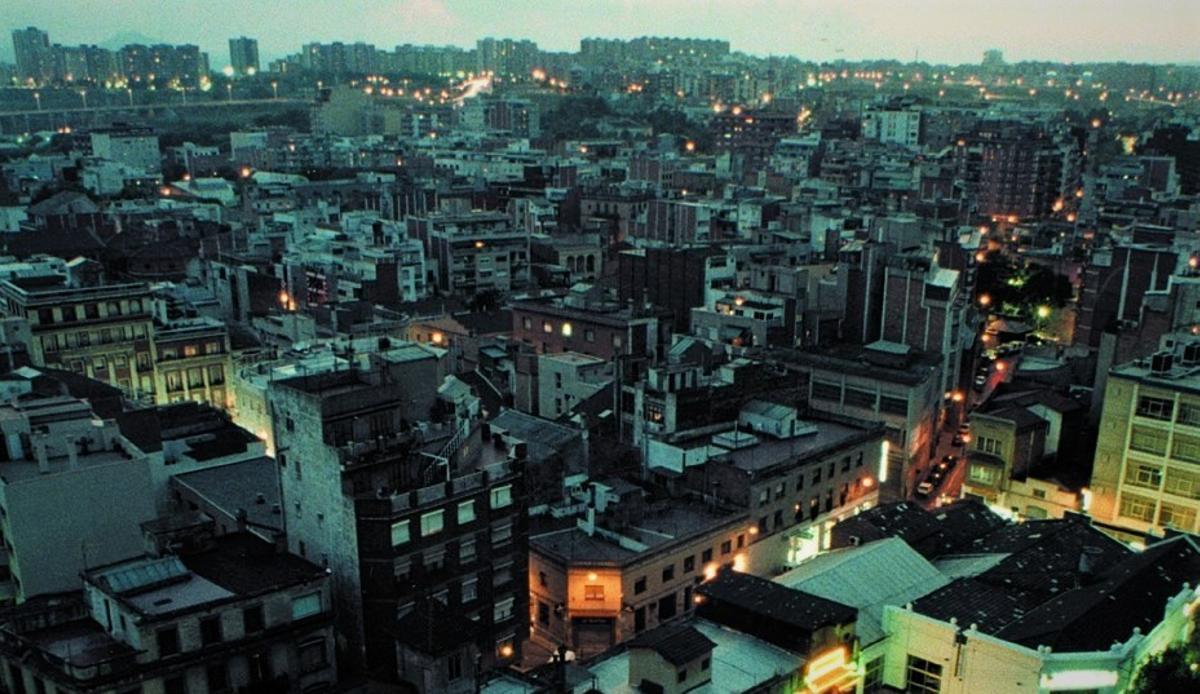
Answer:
[720,540,732,555]
[702,548,713,563]
[737,533,745,549]
[164,677,186,694]
[683,555,695,572]
[677,669,687,683]
[634,577,647,594]
[538,601,550,625]
[658,593,677,621]
[906,655,943,694]
[206,663,228,693]
[702,657,711,670]
[243,605,264,633]
[662,564,675,582]
[299,639,327,674]
[157,626,180,656]
[7,665,25,694]
[539,571,547,587]
[200,616,221,645]
[1137,396,1174,421]
[844,387,877,409]
[774,510,783,528]
[447,651,464,681]
[683,585,693,610]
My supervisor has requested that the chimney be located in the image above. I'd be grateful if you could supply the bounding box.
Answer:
[582,485,597,537]
[33,437,49,474]
[1078,546,1103,583]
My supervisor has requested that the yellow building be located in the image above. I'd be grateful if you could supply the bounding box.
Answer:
[151,317,232,410]
[1091,349,1200,537]
[0,277,154,399]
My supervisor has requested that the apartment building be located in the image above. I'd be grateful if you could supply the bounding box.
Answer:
[0,277,155,400]
[0,527,335,694]
[1091,345,1200,538]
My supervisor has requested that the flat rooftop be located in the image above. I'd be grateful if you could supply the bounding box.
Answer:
[171,457,282,533]
[24,619,136,669]
[705,420,874,473]
[0,449,135,484]
[531,500,744,567]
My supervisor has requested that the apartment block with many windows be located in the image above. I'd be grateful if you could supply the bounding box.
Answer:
[1091,344,1200,538]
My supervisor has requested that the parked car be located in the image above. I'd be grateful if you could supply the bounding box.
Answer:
[916,481,934,498]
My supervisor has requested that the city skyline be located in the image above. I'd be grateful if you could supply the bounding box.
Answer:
[3,0,1199,66]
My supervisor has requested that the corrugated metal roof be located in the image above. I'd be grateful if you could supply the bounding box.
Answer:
[776,538,949,645]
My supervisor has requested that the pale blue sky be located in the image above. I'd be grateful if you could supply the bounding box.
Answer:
[4,0,1197,65]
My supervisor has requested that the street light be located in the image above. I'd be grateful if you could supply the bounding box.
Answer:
[79,89,87,109]
[1037,305,1051,320]
[271,81,279,99]
[32,92,40,110]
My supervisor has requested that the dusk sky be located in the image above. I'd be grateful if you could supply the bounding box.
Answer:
[4,0,1198,66]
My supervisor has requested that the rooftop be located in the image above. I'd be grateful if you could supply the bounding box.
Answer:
[699,571,857,632]
[171,457,282,533]
[776,537,950,645]
[761,342,942,386]
[912,518,1133,635]
[706,419,874,473]
[87,533,326,618]
[626,623,716,666]
[531,500,743,567]
[584,618,801,694]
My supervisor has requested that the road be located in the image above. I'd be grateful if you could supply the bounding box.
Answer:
[0,97,308,118]
[914,353,1013,509]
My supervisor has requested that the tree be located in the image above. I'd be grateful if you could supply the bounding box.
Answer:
[1129,616,1200,694]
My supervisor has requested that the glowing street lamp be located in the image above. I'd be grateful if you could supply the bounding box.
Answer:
[1037,305,1052,320]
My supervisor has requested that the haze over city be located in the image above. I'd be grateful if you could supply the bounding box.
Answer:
[2,0,1199,65]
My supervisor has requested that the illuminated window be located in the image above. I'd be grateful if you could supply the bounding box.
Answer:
[561,322,573,337]
[420,510,444,536]
[458,500,475,524]
[390,520,410,546]
[584,584,605,600]
[490,484,513,509]
[542,320,553,334]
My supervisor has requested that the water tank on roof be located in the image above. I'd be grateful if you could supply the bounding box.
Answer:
[1183,343,1200,366]
[1151,351,1174,375]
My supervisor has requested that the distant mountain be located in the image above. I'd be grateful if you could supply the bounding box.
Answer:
[98,31,164,50]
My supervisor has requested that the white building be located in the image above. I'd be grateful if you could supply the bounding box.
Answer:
[90,127,161,173]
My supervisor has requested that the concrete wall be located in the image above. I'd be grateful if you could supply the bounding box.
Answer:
[2,456,156,598]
